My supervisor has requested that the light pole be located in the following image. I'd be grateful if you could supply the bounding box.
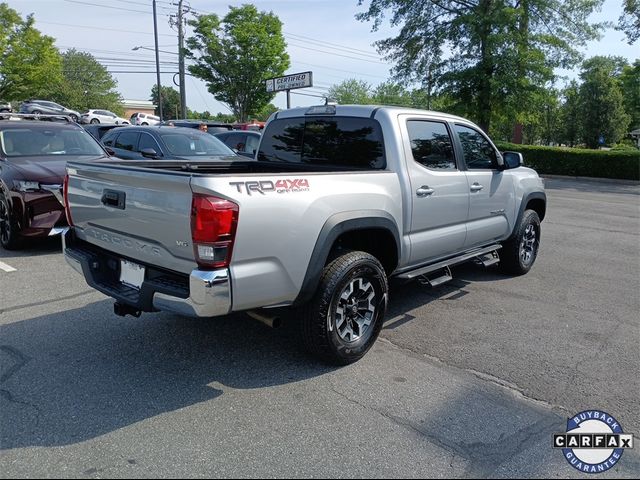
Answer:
[152,0,162,121]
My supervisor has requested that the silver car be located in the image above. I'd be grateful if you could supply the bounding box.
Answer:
[19,100,81,122]
[81,109,130,125]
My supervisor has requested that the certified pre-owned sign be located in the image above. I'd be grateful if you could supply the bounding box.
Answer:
[265,72,313,92]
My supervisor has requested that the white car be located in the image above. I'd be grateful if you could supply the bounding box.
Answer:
[130,112,160,126]
[81,110,130,125]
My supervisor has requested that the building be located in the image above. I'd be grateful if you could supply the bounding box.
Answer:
[122,99,156,120]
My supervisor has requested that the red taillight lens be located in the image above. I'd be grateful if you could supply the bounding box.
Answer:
[191,194,239,269]
[63,173,73,226]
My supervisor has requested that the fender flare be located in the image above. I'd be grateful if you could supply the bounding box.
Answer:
[293,210,400,306]
[510,191,546,239]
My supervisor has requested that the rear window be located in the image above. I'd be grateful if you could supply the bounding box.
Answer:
[257,116,386,170]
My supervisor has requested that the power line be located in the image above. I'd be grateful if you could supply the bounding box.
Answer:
[287,41,389,65]
[292,61,389,80]
[62,0,170,16]
[284,32,381,59]
[39,21,176,38]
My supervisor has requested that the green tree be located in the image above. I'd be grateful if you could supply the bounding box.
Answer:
[186,5,289,122]
[579,57,630,148]
[56,49,122,113]
[357,0,604,134]
[370,81,412,106]
[620,60,640,131]
[151,85,181,119]
[617,0,639,44]
[0,3,62,101]
[559,81,582,147]
[252,103,278,121]
[327,79,371,104]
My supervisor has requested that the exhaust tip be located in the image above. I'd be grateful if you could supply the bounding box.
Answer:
[247,310,282,329]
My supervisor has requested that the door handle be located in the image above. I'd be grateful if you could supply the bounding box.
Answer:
[470,183,484,192]
[416,186,435,197]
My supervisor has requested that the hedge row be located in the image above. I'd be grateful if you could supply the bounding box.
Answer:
[495,142,640,181]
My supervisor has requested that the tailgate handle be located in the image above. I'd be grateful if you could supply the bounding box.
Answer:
[101,189,126,210]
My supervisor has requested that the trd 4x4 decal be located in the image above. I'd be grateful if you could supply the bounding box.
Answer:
[229,179,310,195]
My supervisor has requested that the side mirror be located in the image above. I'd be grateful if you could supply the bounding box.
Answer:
[502,151,523,169]
[105,147,115,156]
[141,148,159,159]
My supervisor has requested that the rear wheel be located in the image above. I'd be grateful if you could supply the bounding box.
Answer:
[0,194,20,250]
[141,122,148,126]
[32,110,42,116]
[90,118,99,124]
[299,251,388,365]
[500,209,541,275]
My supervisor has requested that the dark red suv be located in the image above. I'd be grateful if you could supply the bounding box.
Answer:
[0,119,111,249]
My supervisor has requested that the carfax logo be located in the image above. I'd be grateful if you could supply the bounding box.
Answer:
[554,410,634,474]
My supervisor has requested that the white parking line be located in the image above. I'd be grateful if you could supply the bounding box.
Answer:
[0,261,17,272]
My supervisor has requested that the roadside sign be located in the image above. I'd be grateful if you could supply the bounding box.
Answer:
[265,72,313,93]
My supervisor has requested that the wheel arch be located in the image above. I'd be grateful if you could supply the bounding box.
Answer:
[509,191,546,240]
[293,210,400,306]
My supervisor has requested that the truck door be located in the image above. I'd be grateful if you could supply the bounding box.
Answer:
[401,116,470,265]
[453,124,516,248]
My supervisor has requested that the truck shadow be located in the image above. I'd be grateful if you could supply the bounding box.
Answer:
[0,237,62,259]
[1,263,512,450]
[385,263,509,329]
[0,300,331,450]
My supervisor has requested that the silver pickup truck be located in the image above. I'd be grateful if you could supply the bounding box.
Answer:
[63,105,546,364]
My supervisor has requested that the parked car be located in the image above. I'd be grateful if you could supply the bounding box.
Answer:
[0,118,112,249]
[164,119,234,135]
[62,104,546,364]
[100,126,237,160]
[130,112,160,126]
[81,109,130,125]
[82,123,128,141]
[213,130,261,158]
[0,102,12,113]
[19,100,81,123]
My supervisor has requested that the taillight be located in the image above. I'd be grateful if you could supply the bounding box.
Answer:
[63,173,73,226]
[191,194,239,269]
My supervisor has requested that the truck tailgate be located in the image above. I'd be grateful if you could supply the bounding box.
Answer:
[67,162,197,275]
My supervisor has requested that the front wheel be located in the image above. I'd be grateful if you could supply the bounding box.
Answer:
[70,114,78,122]
[0,194,21,250]
[299,251,388,365]
[500,209,541,275]
[90,118,99,124]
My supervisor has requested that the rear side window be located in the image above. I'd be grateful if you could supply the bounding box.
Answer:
[407,120,456,170]
[258,116,386,170]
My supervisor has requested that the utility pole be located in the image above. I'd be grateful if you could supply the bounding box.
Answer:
[153,0,163,121]
[171,1,188,119]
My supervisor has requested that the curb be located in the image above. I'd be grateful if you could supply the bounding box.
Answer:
[540,174,640,186]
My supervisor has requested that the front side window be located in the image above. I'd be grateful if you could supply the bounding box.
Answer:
[455,124,498,170]
[115,132,139,151]
[258,116,386,170]
[138,133,161,153]
[407,120,456,170]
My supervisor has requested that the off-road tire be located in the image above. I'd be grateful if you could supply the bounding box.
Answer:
[500,209,541,275]
[300,251,388,365]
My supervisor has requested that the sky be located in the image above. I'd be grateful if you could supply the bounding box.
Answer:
[6,0,638,115]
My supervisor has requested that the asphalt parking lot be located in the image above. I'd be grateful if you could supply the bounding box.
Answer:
[1,177,639,478]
